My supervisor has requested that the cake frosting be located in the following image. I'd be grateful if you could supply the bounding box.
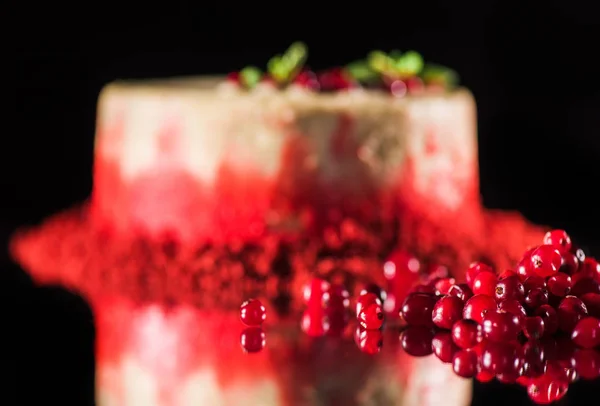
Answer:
[92,77,477,244]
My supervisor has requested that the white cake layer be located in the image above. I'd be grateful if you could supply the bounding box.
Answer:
[95,78,477,206]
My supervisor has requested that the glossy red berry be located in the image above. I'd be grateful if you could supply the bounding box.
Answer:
[547,273,572,297]
[434,277,456,296]
[523,316,545,340]
[451,319,482,349]
[534,305,559,336]
[466,262,494,288]
[523,275,546,291]
[400,293,437,327]
[498,299,527,322]
[448,283,473,302]
[524,287,549,310]
[559,252,579,275]
[354,326,383,355]
[543,229,572,253]
[557,295,588,333]
[527,374,569,404]
[318,68,355,91]
[573,348,600,379]
[529,245,562,277]
[472,271,498,297]
[356,292,381,316]
[482,311,521,342]
[432,295,464,329]
[581,257,600,281]
[322,283,349,310]
[432,331,458,363]
[358,302,384,330]
[301,308,329,337]
[452,349,480,378]
[303,278,330,304]
[400,326,435,357]
[463,294,496,324]
[571,317,600,349]
[521,341,546,378]
[499,269,518,280]
[480,341,522,375]
[580,293,600,318]
[240,299,267,326]
[495,276,525,302]
[516,247,537,281]
[240,327,266,353]
[570,275,600,297]
[293,70,320,90]
[360,283,387,303]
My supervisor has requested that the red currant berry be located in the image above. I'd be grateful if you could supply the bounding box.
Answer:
[581,257,600,281]
[557,295,589,334]
[570,274,600,297]
[410,284,437,295]
[322,283,350,310]
[573,348,600,379]
[448,283,473,302]
[466,262,494,288]
[482,311,522,342]
[559,252,579,275]
[495,276,525,302]
[432,331,458,363]
[358,302,384,330]
[451,319,482,349]
[527,375,569,404]
[498,299,527,322]
[480,341,522,375]
[580,292,600,318]
[293,70,320,90]
[463,294,496,324]
[522,341,546,378]
[301,308,329,337]
[303,278,330,305]
[400,326,435,357]
[356,292,381,316]
[523,316,545,340]
[226,71,240,83]
[516,247,537,281]
[547,273,572,297]
[543,229,572,253]
[240,298,266,326]
[400,293,437,327]
[359,283,387,303]
[472,271,498,297]
[406,76,425,94]
[383,251,421,311]
[318,68,355,91]
[354,326,383,355]
[529,245,562,277]
[476,371,495,383]
[426,263,451,280]
[240,327,266,353]
[534,305,559,336]
[434,277,456,296]
[432,295,464,329]
[499,269,518,280]
[523,275,546,291]
[524,287,549,311]
[571,317,600,349]
[452,349,480,378]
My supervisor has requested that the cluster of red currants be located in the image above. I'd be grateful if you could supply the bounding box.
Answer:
[399,229,600,404]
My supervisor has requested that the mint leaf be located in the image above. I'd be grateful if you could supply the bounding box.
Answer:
[240,66,262,89]
[345,60,379,83]
[421,63,459,88]
[395,51,424,77]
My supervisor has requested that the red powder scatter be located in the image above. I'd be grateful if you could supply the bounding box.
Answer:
[10,199,545,312]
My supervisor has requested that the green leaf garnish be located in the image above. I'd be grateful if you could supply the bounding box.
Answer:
[367,50,395,76]
[239,66,262,89]
[395,51,424,78]
[267,42,308,85]
[345,60,379,84]
[421,63,459,89]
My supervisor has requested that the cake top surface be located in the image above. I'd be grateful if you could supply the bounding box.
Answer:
[103,42,463,103]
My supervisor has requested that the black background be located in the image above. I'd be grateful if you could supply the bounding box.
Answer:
[3,1,600,405]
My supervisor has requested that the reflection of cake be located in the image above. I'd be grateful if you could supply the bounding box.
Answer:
[10,44,544,405]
